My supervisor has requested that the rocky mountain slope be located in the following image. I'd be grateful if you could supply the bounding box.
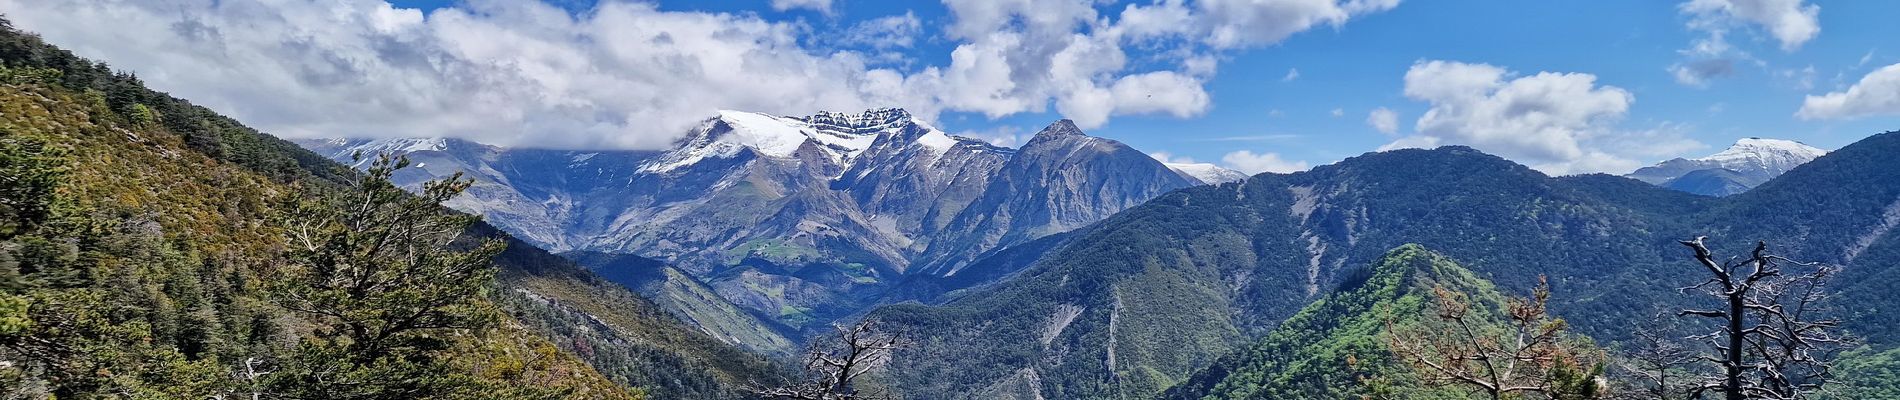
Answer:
[1627,137,1827,196]
[870,131,1900,399]
[300,111,1215,345]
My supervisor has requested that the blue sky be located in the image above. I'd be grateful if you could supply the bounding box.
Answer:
[6,0,1898,175]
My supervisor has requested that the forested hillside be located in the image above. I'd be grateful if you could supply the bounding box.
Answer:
[0,20,774,398]
[872,146,1692,398]
[1164,245,1599,399]
[872,136,1900,399]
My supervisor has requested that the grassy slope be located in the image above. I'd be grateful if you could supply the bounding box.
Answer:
[0,70,635,397]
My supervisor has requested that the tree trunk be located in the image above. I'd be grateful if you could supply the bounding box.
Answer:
[1726,294,1744,400]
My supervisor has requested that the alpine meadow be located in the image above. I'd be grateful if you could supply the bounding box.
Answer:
[5,1,1900,399]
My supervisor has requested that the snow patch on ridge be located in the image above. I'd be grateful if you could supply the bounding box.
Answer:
[714,110,816,158]
[641,108,949,173]
[346,137,451,156]
[917,129,957,154]
[1167,162,1248,185]
[1697,138,1827,171]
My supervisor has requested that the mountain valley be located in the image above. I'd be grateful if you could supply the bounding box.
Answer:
[9,2,1900,398]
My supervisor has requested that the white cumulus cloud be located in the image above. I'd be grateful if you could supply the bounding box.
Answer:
[839,12,923,50]
[769,0,832,13]
[956,126,1027,148]
[1669,0,1817,87]
[1680,0,1819,51]
[1387,60,1684,175]
[1194,0,1401,49]
[1797,63,1900,120]
[0,0,922,150]
[1221,150,1310,174]
[0,0,1399,148]
[1669,59,1736,87]
[1149,151,1196,164]
[1366,107,1398,135]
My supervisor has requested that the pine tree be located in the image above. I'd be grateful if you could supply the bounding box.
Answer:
[267,152,506,398]
[0,134,63,239]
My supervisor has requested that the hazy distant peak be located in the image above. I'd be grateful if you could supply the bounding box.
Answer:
[1626,136,1827,196]
[1166,162,1249,185]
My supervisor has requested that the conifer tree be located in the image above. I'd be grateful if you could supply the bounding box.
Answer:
[268,152,505,398]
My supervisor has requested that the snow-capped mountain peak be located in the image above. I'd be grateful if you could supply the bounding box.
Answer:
[641,108,947,173]
[1696,137,1827,171]
[1626,137,1828,196]
[298,137,475,168]
[1166,162,1249,185]
[711,110,821,158]
[342,137,453,155]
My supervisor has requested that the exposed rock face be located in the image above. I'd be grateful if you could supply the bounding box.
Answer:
[913,120,1203,276]
[1627,137,1826,196]
[297,109,1201,340]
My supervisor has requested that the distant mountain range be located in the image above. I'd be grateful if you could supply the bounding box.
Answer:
[297,108,1877,400]
[869,131,1900,399]
[1626,137,1827,196]
[297,108,1238,350]
[20,12,1899,398]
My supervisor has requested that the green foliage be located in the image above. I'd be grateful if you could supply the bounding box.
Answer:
[562,250,800,358]
[264,152,512,397]
[873,134,1900,398]
[1547,357,1605,400]
[126,103,158,129]
[0,18,350,184]
[0,65,60,86]
[0,20,760,399]
[1165,245,1606,400]
[0,294,26,335]
[494,254,786,399]
[1163,245,1487,399]
[275,153,504,358]
[874,146,1682,399]
[1827,346,1900,399]
[0,134,63,238]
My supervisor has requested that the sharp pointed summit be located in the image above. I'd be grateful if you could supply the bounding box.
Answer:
[297,107,1208,350]
[1031,119,1087,141]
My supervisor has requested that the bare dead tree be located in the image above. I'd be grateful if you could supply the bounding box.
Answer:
[212,357,271,400]
[1610,319,1696,400]
[1676,237,1848,400]
[758,319,909,400]
[1388,276,1605,400]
